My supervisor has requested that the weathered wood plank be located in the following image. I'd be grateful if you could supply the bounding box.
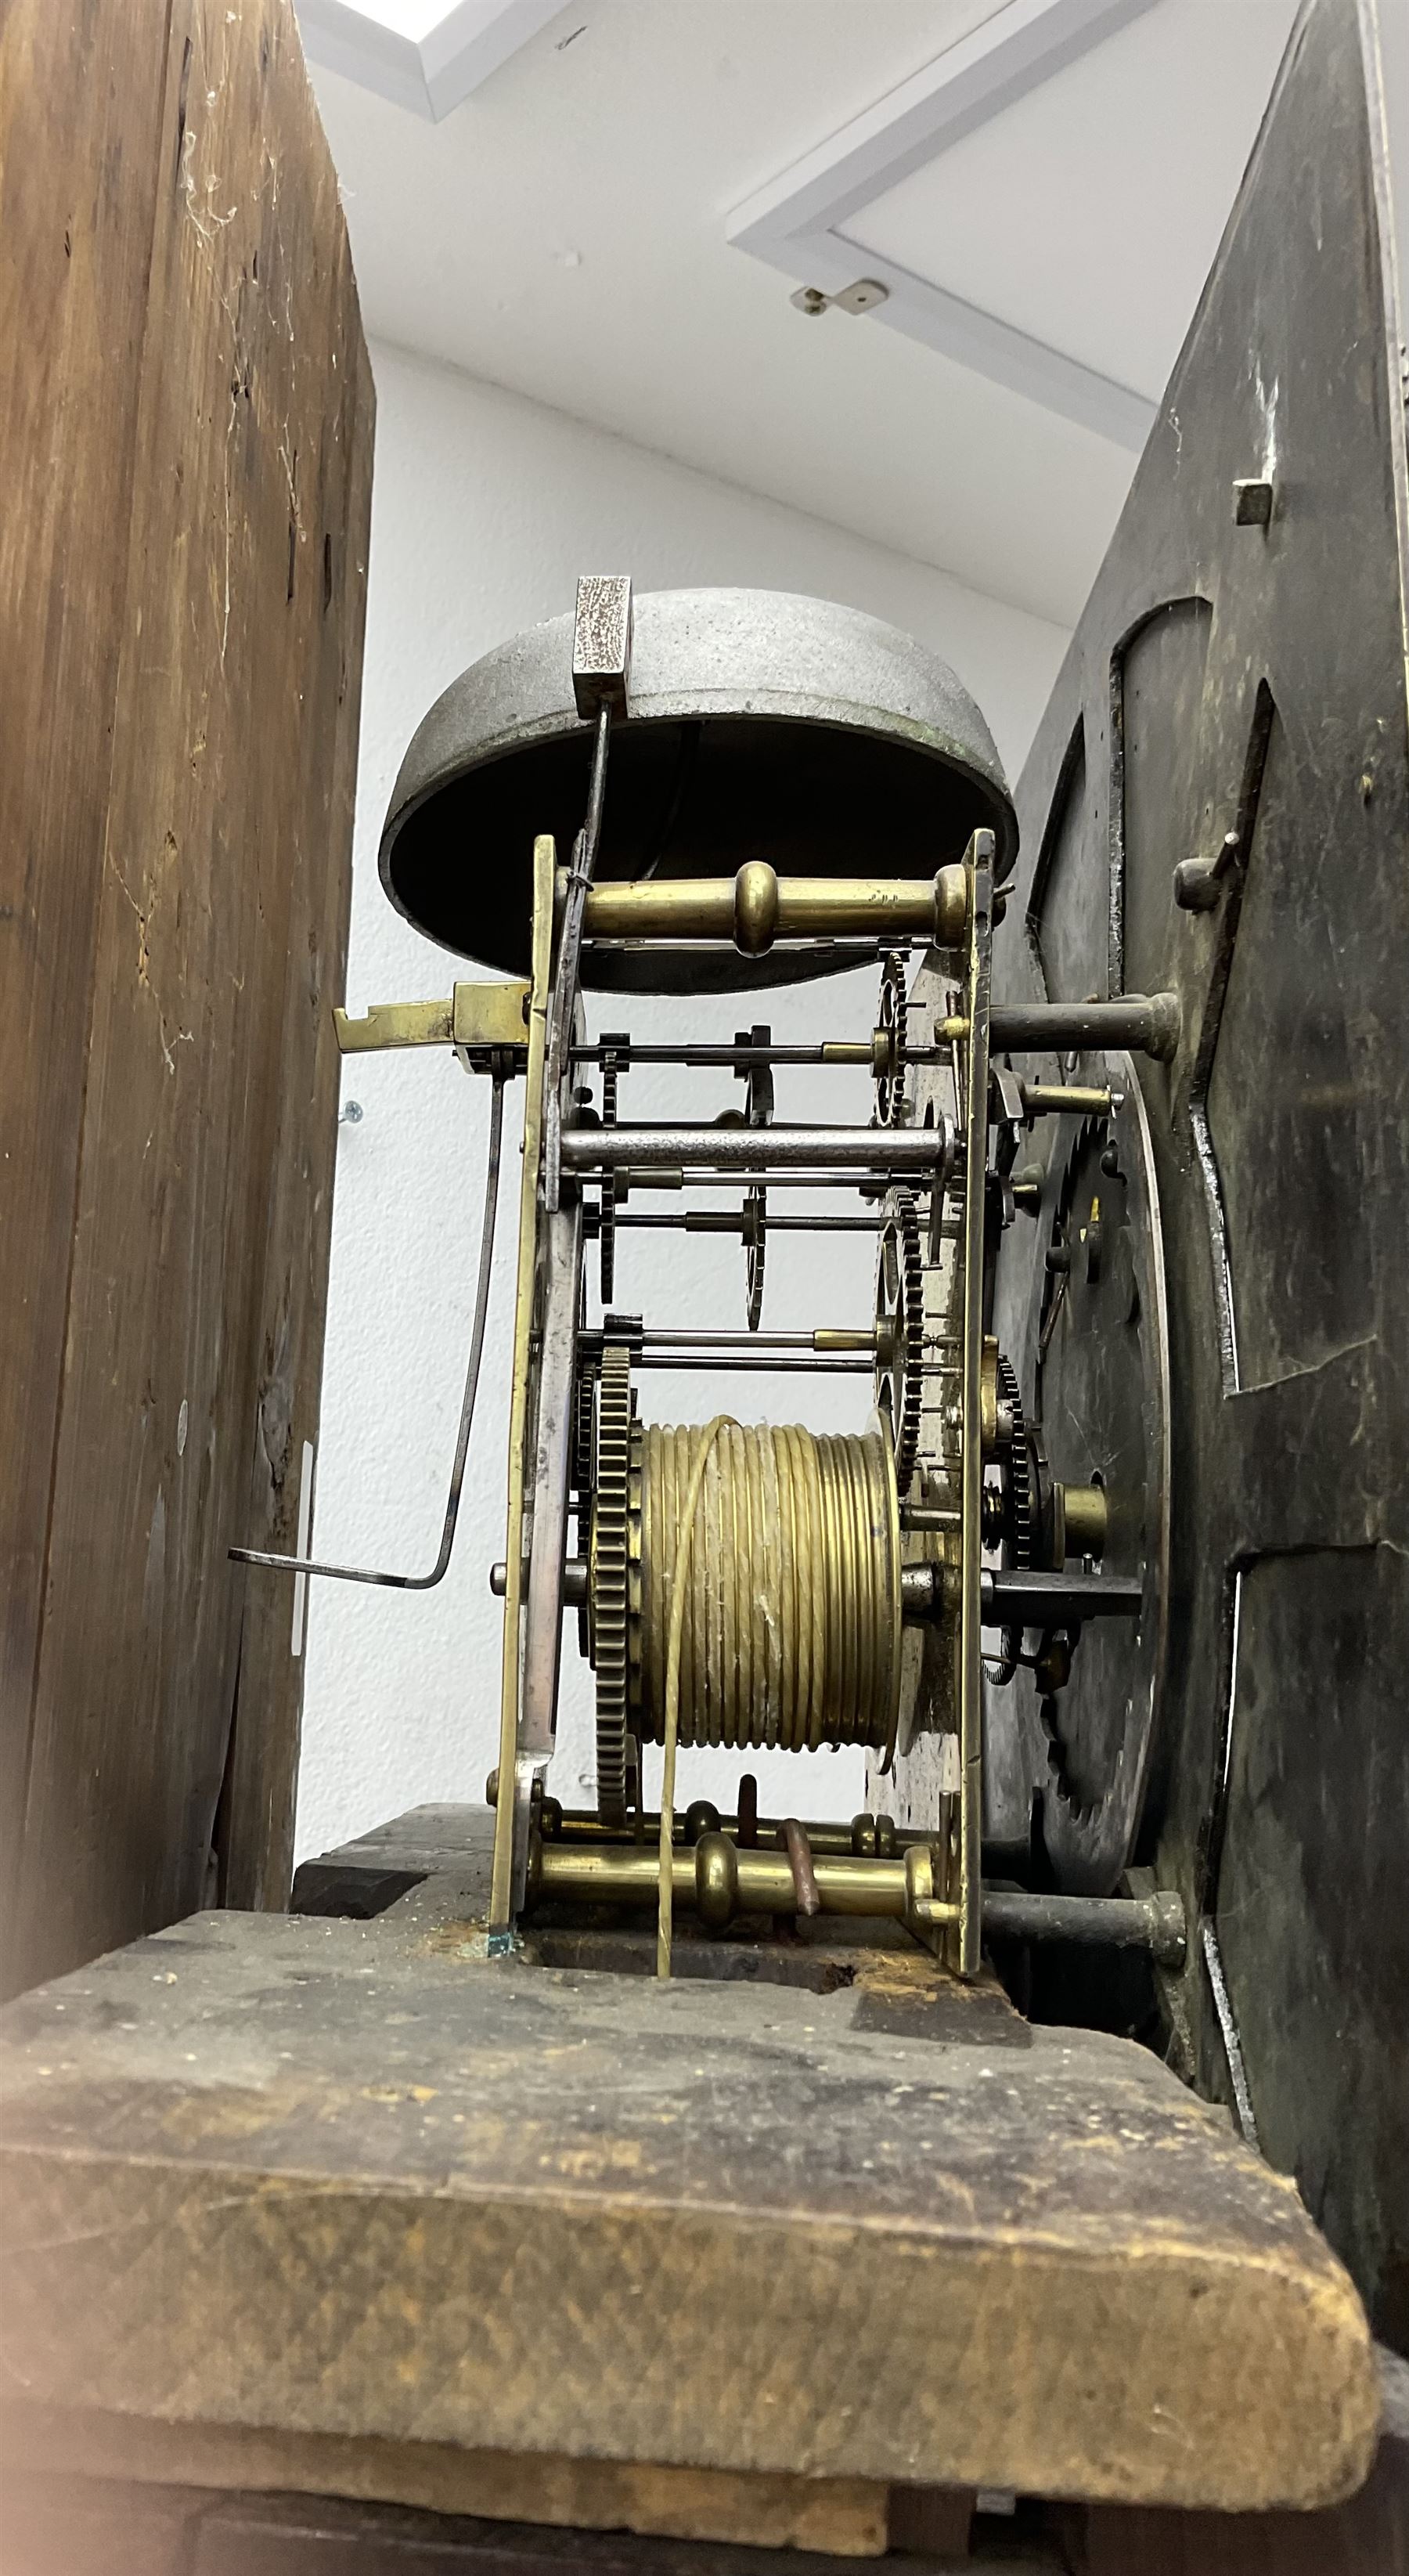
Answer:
[0,0,371,1993]
[0,2415,892,2559]
[7,2453,1409,2576]
[0,1899,1378,2514]
[0,2474,973,2576]
[218,85,373,1918]
[0,0,172,1983]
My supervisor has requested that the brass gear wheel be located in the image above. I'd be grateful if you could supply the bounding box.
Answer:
[744,1184,766,1331]
[597,1034,627,1304]
[985,1351,1033,1687]
[734,1023,773,1330]
[874,1186,924,1495]
[996,1353,1032,1569]
[571,1359,596,1658]
[590,1343,633,1824]
[875,951,910,1127]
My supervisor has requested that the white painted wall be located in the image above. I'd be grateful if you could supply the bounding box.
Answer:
[294,338,1068,1864]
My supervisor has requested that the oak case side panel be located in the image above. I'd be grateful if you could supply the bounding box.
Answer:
[222,214,373,1917]
[4,0,372,1993]
[0,1,172,1978]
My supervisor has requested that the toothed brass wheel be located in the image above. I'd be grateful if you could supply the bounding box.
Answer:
[590,1344,634,1825]
[875,951,910,1127]
[874,1187,925,1495]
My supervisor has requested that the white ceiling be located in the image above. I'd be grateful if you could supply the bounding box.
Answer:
[847,2,1298,402]
[302,0,1300,630]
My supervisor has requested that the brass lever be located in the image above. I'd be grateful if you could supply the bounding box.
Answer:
[333,980,530,1067]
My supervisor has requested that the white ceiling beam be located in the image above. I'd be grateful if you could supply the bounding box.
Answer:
[421,0,567,118]
[728,0,1161,451]
[296,0,564,122]
[296,0,428,115]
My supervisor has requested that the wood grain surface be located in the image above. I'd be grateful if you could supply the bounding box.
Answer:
[0,0,372,1993]
[0,1889,1378,2514]
[0,2415,894,2559]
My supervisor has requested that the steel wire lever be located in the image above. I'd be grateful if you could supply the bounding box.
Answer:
[229,1073,506,1591]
